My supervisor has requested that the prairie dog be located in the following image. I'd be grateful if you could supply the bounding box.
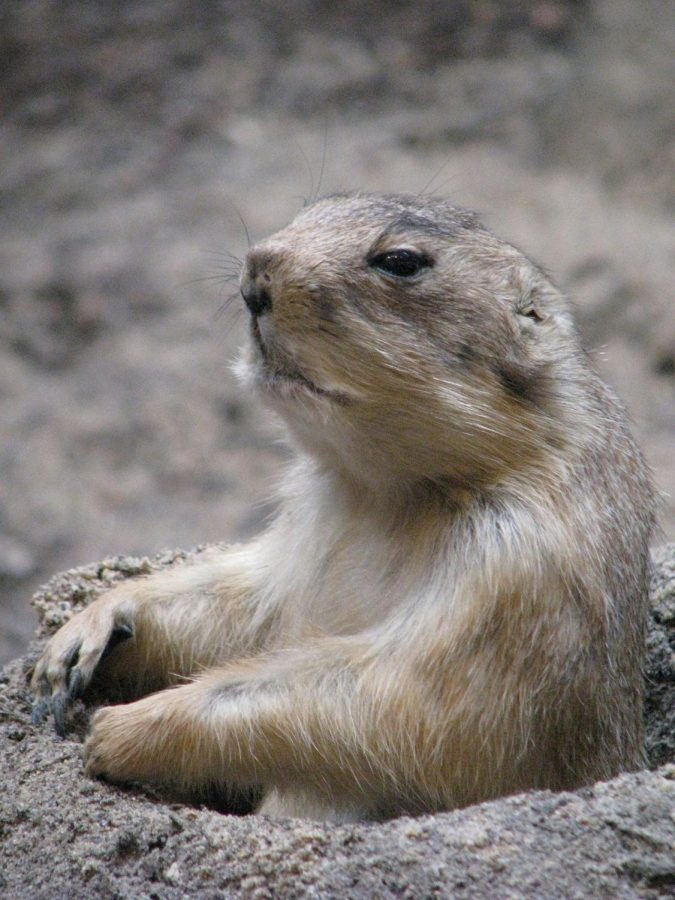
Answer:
[32,193,655,822]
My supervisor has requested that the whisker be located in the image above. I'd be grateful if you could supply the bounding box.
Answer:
[202,249,244,264]
[214,290,245,320]
[180,272,242,290]
[232,205,252,249]
[294,138,315,205]
[417,156,455,198]
[313,121,330,203]
[425,171,462,199]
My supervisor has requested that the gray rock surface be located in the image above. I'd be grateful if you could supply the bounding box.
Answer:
[1,545,673,898]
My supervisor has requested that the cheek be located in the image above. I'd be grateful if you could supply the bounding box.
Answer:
[314,294,340,325]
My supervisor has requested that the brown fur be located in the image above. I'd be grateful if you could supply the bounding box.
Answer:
[31,193,655,822]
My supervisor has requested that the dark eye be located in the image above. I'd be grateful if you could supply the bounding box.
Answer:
[369,249,431,278]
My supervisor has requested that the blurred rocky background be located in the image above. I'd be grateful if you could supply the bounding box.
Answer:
[1,0,673,663]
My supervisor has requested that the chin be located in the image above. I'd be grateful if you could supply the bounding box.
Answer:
[233,348,327,412]
[231,348,258,390]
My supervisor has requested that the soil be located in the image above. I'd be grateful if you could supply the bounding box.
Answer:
[1,0,674,663]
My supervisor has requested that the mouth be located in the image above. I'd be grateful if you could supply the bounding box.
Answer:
[251,318,348,404]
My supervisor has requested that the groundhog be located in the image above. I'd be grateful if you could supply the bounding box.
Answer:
[31,193,655,823]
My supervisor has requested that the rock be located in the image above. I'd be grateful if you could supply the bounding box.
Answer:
[0,545,673,898]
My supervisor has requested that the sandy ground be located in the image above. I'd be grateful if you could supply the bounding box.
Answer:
[1,0,673,663]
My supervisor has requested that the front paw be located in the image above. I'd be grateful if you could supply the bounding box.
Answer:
[85,705,149,784]
[84,686,207,791]
[31,590,136,736]
[84,694,172,785]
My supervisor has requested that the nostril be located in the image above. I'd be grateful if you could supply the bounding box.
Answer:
[241,283,273,317]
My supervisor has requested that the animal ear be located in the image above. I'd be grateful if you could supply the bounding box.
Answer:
[516,292,544,323]
[511,265,545,326]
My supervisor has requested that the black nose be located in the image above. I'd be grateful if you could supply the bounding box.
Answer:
[241,281,272,317]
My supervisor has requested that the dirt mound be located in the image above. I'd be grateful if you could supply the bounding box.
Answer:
[0,542,672,897]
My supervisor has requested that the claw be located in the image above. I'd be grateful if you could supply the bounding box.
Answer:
[31,696,51,726]
[100,623,134,661]
[52,692,69,737]
[67,667,85,701]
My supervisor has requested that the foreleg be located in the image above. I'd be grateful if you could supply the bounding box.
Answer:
[82,634,445,819]
[31,544,277,734]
